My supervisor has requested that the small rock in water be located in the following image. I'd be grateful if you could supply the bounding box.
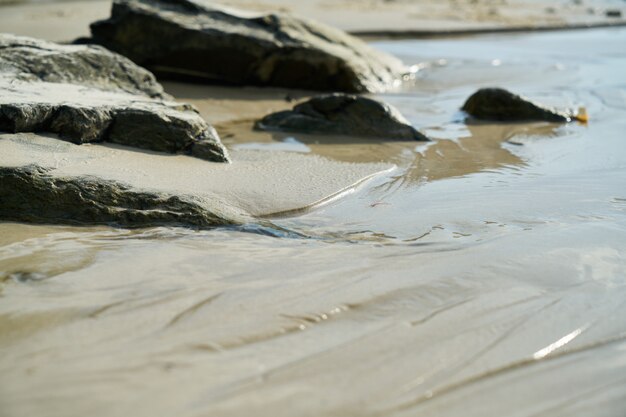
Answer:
[87,0,408,93]
[255,94,429,141]
[605,9,622,18]
[461,88,573,123]
[0,34,229,162]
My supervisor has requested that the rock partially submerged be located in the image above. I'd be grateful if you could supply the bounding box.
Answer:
[255,94,429,141]
[0,133,393,228]
[0,165,233,228]
[0,34,229,162]
[462,88,573,123]
[87,0,408,93]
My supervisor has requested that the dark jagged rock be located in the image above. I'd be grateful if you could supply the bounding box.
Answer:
[255,94,429,141]
[87,0,408,93]
[0,34,229,162]
[0,165,234,228]
[462,88,572,123]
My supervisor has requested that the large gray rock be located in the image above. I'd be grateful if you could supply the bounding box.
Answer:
[462,88,573,123]
[87,0,408,93]
[0,165,233,228]
[0,34,229,162]
[255,94,429,141]
[0,32,167,99]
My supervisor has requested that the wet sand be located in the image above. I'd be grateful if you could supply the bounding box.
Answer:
[2,2,626,417]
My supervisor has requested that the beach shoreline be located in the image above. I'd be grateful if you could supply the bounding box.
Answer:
[1,2,626,417]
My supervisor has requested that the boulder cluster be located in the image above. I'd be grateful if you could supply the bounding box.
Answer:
[0,0,578,228]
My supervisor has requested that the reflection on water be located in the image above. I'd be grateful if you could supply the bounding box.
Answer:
[220,120,539,183]
[377,123,537,188]
[2,28,626,417]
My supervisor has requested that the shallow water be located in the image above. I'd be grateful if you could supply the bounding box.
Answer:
[1,28,626,417]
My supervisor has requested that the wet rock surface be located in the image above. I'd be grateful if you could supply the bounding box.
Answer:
[87,0,408,93]
[0,165,234,228]
[0,34,229,162]
[462,88,572,123]
[255,94,429,141]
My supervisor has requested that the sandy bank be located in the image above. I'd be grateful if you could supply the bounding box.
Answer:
[0,133,393,219]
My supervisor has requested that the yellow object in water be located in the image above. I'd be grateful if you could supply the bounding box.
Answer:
[576,107,589,123]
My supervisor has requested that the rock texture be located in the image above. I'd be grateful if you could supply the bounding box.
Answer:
[0,133,392,228]
[0,34,229,162]
[87,0,408,93]
[0,165,233,228]
[462,88,572,123]
[1,32,167,98]
[255,94,429,141]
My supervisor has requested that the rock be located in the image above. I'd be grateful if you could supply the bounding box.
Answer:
[87,0,408,93]
[605,10,622,18]
[0,165,233,228]
[1,33,166,99]
[0,34,229,162]
[0,133,392,227]
[461,88,572,123]
[255,94,429,141]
